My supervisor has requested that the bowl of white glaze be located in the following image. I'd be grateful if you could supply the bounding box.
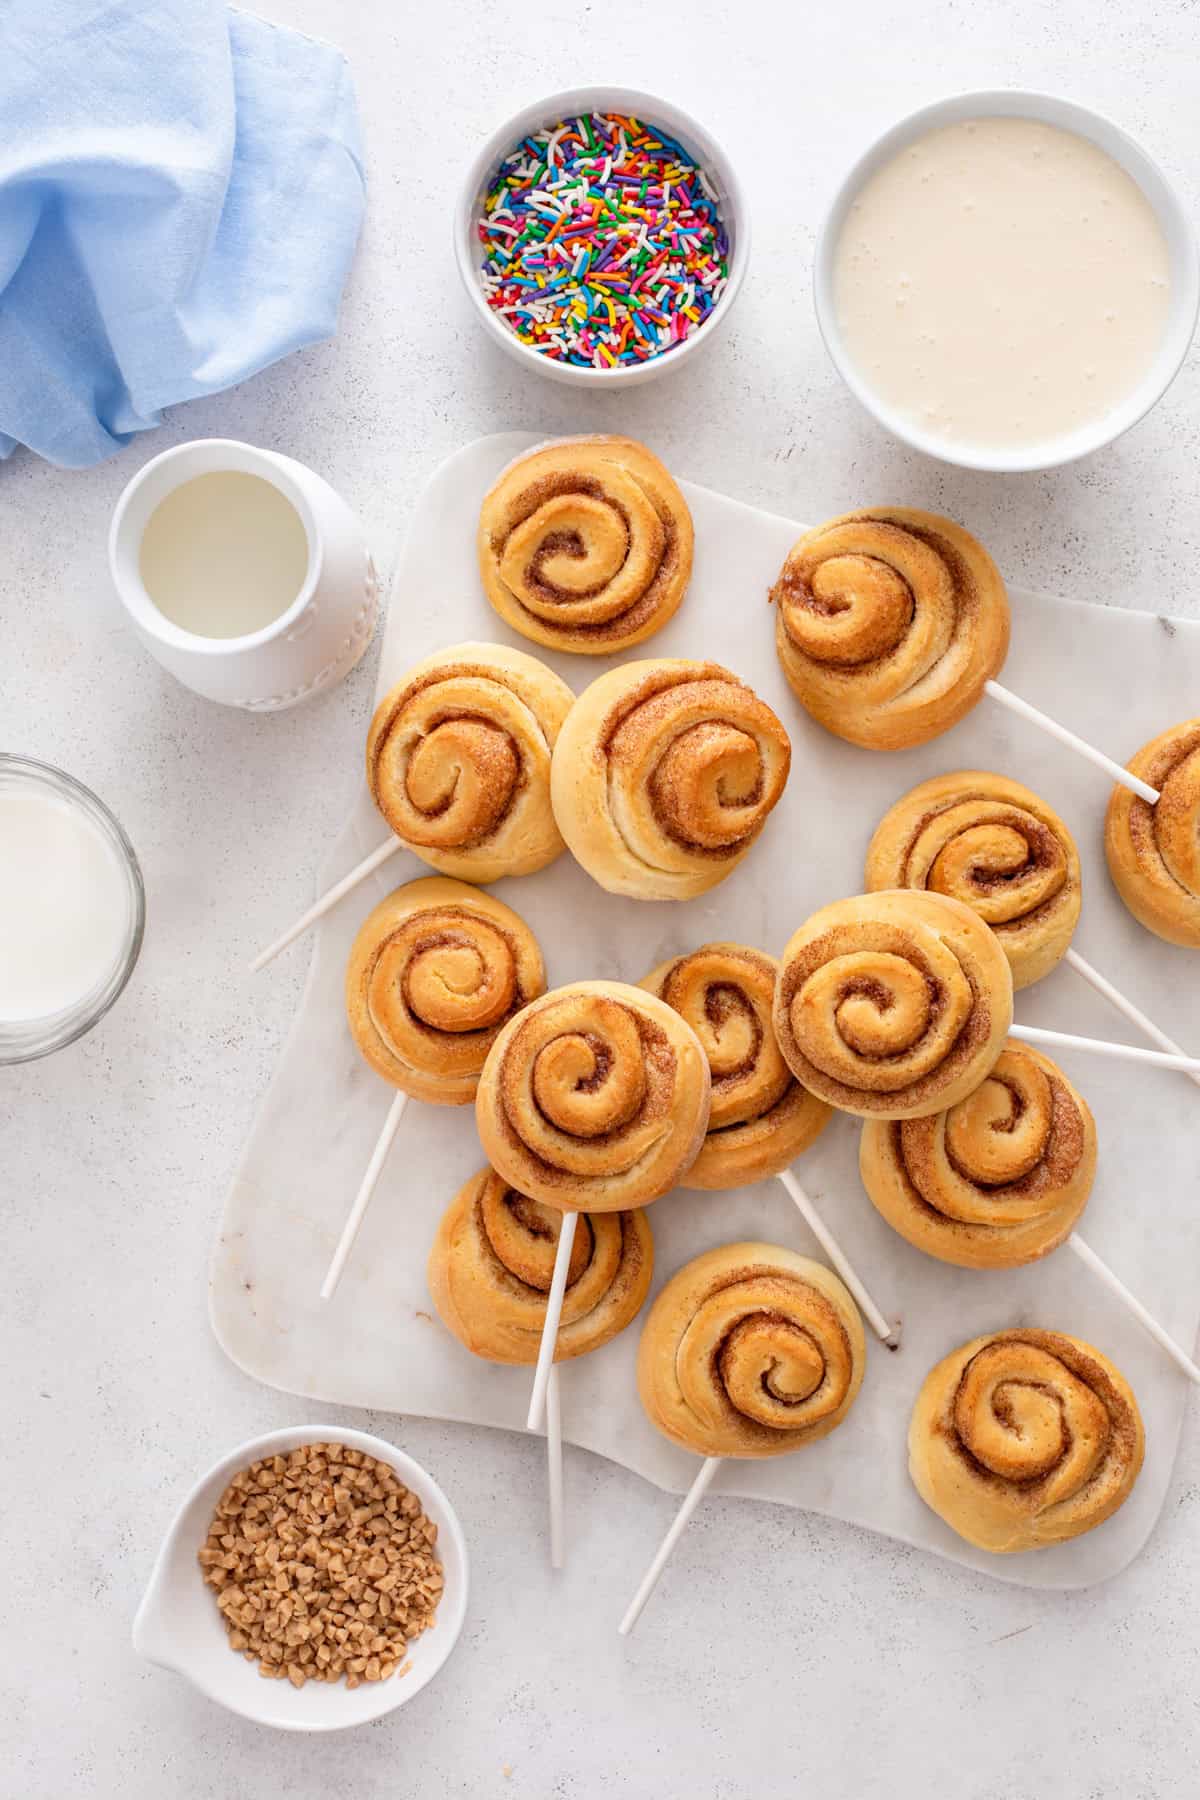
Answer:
[814,91,1199,472]
[455,86,749,387]
[133,1426,468,1731]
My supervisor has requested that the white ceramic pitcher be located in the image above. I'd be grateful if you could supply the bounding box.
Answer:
[109,438,378,709]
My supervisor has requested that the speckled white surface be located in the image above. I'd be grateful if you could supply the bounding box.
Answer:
[3,3,1199,1795]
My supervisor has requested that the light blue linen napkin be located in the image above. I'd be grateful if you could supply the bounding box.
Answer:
[0,1,365,466]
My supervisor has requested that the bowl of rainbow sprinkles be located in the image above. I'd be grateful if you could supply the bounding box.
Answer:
[455,87,749,385]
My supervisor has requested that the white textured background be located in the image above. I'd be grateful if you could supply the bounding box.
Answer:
[3,2,1198,1795]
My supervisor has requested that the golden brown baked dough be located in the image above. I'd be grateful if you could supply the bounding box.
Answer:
[636,1242,866,1458]
[346,877,545,1105]
[478,436,693,654]
[427,1166,653,1364]
[366,642,574,882]
[1104,717,1200,947]
[773,890,1013,1119]
[550,659,791,900]
[866,771,1081,989]
[771,507,1010,749]
[909,1329,1144,1552]
[475,980,711,1211]
[640,944,830,1188]
[859,1041,1095,1268]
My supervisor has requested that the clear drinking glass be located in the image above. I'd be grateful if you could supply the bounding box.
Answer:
[0,755,145,1065]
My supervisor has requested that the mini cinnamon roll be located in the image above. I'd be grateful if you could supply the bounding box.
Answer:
[550,659,791,900]
[860,1042,1095,1268]
[640,944,830,1188]
[866,771,1081,988]
[773,890,1013,1119]
[636,1243,866,1458]
[366,642,574,882]
[771,507,1010,749]
[478,436,693,654]
[909,1329,1144,1552]
[428,1167,653,1364]
[1105,716,1200,947]
[346,877,545,1104]
[475,981,711,1211]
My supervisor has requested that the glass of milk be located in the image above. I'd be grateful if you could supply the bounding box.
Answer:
[0,756,145,1064]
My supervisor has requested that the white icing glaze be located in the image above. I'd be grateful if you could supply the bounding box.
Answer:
[834,117,1171,451]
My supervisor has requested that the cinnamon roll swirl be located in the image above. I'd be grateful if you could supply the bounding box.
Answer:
[866,772,1081,989]
[366,642,574,882]
[773,890,1013,1119]
[636,1243,866,1458]
[346,878,545,1104]
[427,1167,653,1364]
[771,507,1010,749]
[640,944,830,1188]
[860,1042,1095,1268]
[909,1329,1145,1552]
[475,981,711,1211]
[1105,717,1200,948]
[550,659,791,900]
[478,436,693,654]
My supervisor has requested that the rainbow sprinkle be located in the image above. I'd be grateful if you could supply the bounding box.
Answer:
[477,111,730,369]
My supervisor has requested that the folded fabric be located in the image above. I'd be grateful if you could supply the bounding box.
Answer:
[0,1,365,467]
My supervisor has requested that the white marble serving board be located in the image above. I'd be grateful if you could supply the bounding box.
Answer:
[211,432,1200,1590]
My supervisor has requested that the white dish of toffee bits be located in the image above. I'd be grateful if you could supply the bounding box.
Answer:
[133,1426,468,1732]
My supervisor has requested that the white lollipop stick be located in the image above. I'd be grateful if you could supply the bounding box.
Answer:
[251,837,405,972]
[984,682,1159,804]
[776,1167,899,1349]
[320,1090,409,1300]
[1064,949,1200,1093]
[1010,1022,1200,1077]
[546,1364,565,1570]
[527,1210,579,1432]
[618,1456,721,1636]
[1068,1234,1200,1385]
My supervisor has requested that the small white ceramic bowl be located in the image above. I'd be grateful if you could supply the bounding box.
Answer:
[133,1426,468,1732]
[814,90,1200,472]
[454,86,748,388]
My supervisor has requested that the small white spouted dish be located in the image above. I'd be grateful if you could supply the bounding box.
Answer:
[133,1426,468,1732]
